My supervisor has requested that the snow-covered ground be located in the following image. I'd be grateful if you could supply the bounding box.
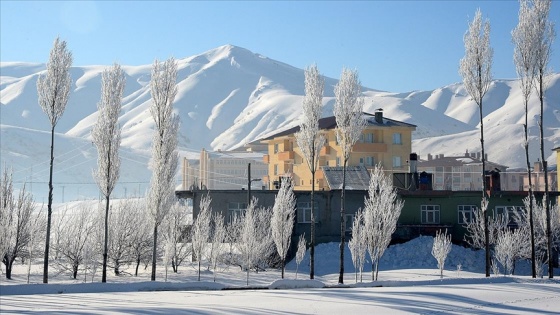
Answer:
[1,236,559,314]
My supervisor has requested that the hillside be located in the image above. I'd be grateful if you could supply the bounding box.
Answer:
[1,44,559,200]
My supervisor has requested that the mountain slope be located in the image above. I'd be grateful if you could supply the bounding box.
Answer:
[1,44,559,201]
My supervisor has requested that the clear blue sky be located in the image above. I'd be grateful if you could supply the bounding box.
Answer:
[1,1,559,92]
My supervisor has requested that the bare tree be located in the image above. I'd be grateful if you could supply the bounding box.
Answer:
[459,9,493,277]
[148,57,179,281]
[363,164,403,281]
[209,212,225,282]
[271,177,296,279]
[54,203,96,279]
[494,227,526,276]
[192,195,211,281]
[348,208,367,283]
[432,229,452,279]
[294,64,325,280]
[92,63,125,283]
[128,199,152,277]
[106,199,137,276]
[295,233,306,280]
[237,197,273,285]
[512,0,539,278]
[463,198,507,251]
[1,168,35,279]
[334,67,366,284]
[162,199,191,273]
[36,37,73,283]
[532,0,555,279]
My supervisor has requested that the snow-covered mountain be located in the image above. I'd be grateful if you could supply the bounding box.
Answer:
[1,44,559,200]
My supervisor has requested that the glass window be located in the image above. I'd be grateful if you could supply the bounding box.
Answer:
[458,205,476,224]
[228,202,247,221]
[421,205,440,224]
[366,156,374,166]
[297,202,319,223]
[345,214,354,232]
[393,156,402,168]
[274,164,278,175]
[393,133,402,145]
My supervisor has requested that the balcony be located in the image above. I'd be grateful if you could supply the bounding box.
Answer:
[263,155,270,164]
[320,145,330,155]
[352,142,387,153]
[278,151,294,161]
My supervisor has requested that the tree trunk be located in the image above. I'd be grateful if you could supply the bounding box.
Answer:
[102,195,110,282]
[538,75,553,279]
[310,169,315,280]
[72,261,78,279]
[524,97,537,278]
[43,125,55,284]
[281,258,285,279]
[338,160,347,284]
[478,94,490,278]
[151,223,158,281]
[135,257,140,276]
[4,256,15,280]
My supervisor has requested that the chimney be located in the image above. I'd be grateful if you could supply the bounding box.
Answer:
[428,153,433,161]
[465,150,469,157]
[409,153,418,173]
[375,108,383,124]
[534,161,542,172]
[440,154,444,159]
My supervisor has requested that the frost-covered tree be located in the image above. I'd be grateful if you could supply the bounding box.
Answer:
[54,203,96,279]
[512,0,539,278]
[348,209,367,283]
[192,195,212,281]
[294,64,325,280]
[432,229,452,279]
[209,212,225,282]
[1,168,35,279]
[92,63,125,283]
[147,57,179,281]
[127,199,152,277]
[271,177,296,279]
[36,37,73,283]
[295,233,306,280]
[237,197,273,285]
[106,198,137,276]
[532,0,555,279]
[162,199,191,273]
[363,164,403,281]
[334,67,366,284]
[494,227,526,276]
[463,198,507,251]
[459,9,493,277]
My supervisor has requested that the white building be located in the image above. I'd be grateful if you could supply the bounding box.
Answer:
[181,148,267,190]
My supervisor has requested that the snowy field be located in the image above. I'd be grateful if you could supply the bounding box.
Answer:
[1,236,559,314]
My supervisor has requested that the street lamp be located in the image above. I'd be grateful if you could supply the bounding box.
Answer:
[247,163,262,205]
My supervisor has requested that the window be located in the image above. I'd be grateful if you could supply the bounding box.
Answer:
[365,133,374,143]
[494,206,523,225]
[393,133,402,144]
[359,157,364,166]
[458,205,476,224]
[421,205,440,224]
[274,143,279,153]
[228,202,247,221]
[393,156,402,168]
[297,202,318,223]
[365,156,374,166]
[345,214,354,232]
[336,157,341,167]
[274,164,278,175]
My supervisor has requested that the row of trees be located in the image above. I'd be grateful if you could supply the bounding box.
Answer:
[460,0,555,278]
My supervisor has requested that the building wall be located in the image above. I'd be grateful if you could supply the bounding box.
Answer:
[264,124,414,190]
[182,189,557,245]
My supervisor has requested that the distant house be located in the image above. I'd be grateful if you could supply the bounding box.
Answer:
[259,109,416,190]
[417,151,509,191]
[522,161,557,193]
[181,148,267,190]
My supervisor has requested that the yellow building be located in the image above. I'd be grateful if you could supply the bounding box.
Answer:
[261,110,416,190]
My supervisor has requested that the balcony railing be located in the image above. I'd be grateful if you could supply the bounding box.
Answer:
[352,142,387,152]
[278,151,294,161]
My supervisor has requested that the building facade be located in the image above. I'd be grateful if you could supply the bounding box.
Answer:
[181,148,267,190]
[260,110,416,190]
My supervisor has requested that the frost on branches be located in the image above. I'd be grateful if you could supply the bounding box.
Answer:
[92,63,126,283]
[295,234,306,280]
[271,177,296,279]
[432,229,452,279]
[147,57,179,281]
[363,164,403,281]
[348,208,367,283]
[294,64,325,280]
[192,195,212,281]
[334,67,366,284]
[36,37,73,284]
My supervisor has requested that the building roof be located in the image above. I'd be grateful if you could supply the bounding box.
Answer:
[418,154,508,170]
[259,112,416,142]
[321,166,371,190]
